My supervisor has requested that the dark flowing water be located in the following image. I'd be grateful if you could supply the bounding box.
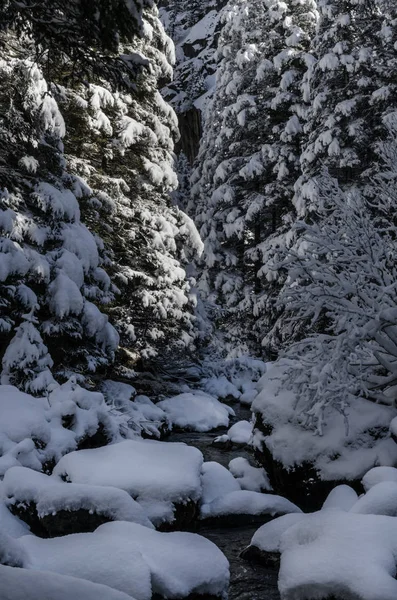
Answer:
[168,405,280,600]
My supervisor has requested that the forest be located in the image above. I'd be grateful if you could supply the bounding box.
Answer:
[1,0,397,599]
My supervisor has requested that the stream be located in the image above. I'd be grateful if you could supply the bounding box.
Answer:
[168,405,280,600]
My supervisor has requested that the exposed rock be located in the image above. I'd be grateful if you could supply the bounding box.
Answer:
[158,500,199,532]
[198,513,277,529]
[9,503,110,538]
[212,435,233,451]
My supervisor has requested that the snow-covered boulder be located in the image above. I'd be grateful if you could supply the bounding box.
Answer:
[242,484,358,567]
[53,439,203,528]
[279,511,397,600]
[241,513,306,567]
[0,564,135,600]
[201,462,240,505]
[3,466,152,537]
[200,490,301,527]
[200,376,241,403]
[157,391,234,432]
[229,457,272,492]
[227,421,252,445]
[350,481,397,516]
[19,521,230,600]
[321,485,358,512]
[361,466,397,492]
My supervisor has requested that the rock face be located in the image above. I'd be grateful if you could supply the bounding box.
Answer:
[253,414,363,512]
[9,503,110,538]
[176,108,202,165]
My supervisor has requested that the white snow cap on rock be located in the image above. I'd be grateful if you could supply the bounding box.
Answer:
[201,490,301,519]
[157,391,234,432]
[279,511,397,600]
[321,484,358,512]
[249,513,307,554]
[362,466,397,492]
[200,375,241,401]
[3,466,153,527]
[350,481,397,516]
[229,457,272,492]
[53,439,203,525]
[201,461,241,505]
[227,420,252,445]
[19,521,229,600]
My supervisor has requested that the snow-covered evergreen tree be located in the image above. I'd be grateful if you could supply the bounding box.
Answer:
[190,0,317,356]
[295,0,397,217]
[0,52,119,386]
[53,5,203,372]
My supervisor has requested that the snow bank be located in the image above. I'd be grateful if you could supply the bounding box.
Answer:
[279,511,397,600]
[252,361,397,481]
[227,421,252,445]
[0,564,134,600]
[228,457,272,492]
[201,462,240,504]
[201,490,301,520]
[157,391,234,432]
[53,439,203,525]
[3,466,152,527]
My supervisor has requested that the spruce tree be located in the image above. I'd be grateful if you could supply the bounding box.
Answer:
[53,5,203,372]
[191,0,317,357]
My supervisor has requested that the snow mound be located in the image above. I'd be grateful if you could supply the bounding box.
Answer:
[200,376,241,401]
[201,462,240,505]
[362,466,397,492]
[227,421,252,445]
[279,511,397,600]
[350,481,397,516]
[21,521,229,599]
[229,457,272,492]
[0,564,134,600]
[249,513,307,554]
[201,490,301,520]
[96,521,229,599]
[3,466,152,527]
[53,439,203,525]
[0,531,29,567]
[20,529,151,600]
[157,391,234,432]
[322,484,358,511]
